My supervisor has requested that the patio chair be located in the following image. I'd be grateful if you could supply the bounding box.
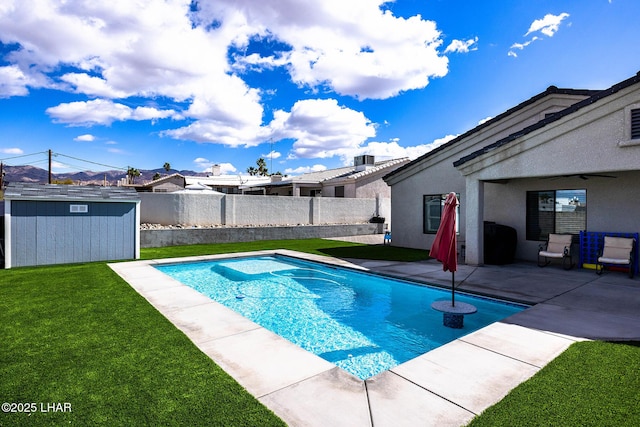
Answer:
[596,236,635,278]
[538,234,573,270]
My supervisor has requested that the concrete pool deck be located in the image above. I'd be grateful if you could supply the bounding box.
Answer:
[109,247,640,427]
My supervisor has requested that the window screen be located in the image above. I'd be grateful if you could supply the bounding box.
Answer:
[526,189,586,240]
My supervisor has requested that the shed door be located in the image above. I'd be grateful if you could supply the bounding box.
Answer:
[11,201,136,267]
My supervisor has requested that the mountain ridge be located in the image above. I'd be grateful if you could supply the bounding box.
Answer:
[1,165,207,186]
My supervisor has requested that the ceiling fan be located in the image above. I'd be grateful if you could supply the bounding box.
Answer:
[541,173,617,180]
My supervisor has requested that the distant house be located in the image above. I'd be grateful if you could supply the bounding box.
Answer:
[242,156,410,197]
[127,157,409,197]
[384,71,640,265]
[136,173,186,192]
[184,175,271,194]
[126,167,271,194]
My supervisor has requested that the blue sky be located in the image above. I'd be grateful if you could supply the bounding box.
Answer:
[1,0,639,177]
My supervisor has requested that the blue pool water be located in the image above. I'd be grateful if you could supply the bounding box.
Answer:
[155,255,526,380]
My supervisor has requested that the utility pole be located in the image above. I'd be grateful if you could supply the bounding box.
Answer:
[48,149,52,184]
[269,138,273,173]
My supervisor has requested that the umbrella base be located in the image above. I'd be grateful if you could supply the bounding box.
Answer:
[443,313,465,329]
[431,301,477,329]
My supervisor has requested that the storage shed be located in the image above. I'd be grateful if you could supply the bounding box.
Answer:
[3,183,140,268]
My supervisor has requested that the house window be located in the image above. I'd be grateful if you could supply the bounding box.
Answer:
[631,108,640,139]
[526,189,586,240]
[335,186,345,198]
[423,194,459,234]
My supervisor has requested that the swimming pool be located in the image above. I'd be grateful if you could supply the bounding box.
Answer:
[155,255,526,380]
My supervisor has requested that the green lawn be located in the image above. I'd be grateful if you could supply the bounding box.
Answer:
[0,262,286,426]
[467,340,640,426]
[2,239,638,425]
[139,237,429,261]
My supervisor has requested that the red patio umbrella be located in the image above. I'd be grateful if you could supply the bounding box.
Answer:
[430,192,459,305]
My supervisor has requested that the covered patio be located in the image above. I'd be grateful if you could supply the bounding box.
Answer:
[346,255,640,340]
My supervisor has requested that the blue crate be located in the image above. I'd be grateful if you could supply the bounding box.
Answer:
[579,231,639,274]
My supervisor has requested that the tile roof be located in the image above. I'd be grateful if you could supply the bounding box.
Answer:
[145,173,185,185]
[242,158,410,188]
[453,71,640,167]
[384,86,601,181]
[185,174,271,186]
[324,157,411,182]
[4,183,140,201]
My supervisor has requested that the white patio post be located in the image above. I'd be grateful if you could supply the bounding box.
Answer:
[464,177,484,266]
[3,200,11,269]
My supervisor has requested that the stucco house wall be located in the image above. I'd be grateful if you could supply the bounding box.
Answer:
[388,156,466,250]
[385,88,595,251]
[139,192,389,226]
[152,179,184,193]
[457,77,640,263]
[385,72,640,266]
[321,171,395,200]
[354,172,394,198]
[140,192,225,225]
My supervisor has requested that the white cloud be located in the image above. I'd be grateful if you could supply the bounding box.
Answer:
[0,147,24,155]
[267,98,376,160]
[507,36,541,57]
[0,65,30,98]
[333,134,458,165]
[74,134,96,142]
[508,12,568,57]
[162,120,268,147]
[261,150,281,160]
[477,116,493,126]
[193,157,238,174]
[46,99,177,126]
[46,99,131,126]
[51,160,74,174]
[284,164,327,175]
[444,37,479,54]
[354,116,489,162]
[0,1,457,149]
[0,0,264,136]
[193,157,210,165]
[217,163,238,174]
[217,0,450,100]
[525,13,570,37]
[131,106,177,122]
[60,73,128,98]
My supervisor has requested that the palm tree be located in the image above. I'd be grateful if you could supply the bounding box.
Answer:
[163,162,171,174]
[247,158,269,176]
[127,166,141,184]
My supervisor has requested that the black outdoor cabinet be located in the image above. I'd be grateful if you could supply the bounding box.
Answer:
[484,221,517,265]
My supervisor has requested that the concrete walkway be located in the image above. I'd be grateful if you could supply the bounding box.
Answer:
[109,241,640,427]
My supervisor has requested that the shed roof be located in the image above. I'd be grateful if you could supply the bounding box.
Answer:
[4,183,140,201]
